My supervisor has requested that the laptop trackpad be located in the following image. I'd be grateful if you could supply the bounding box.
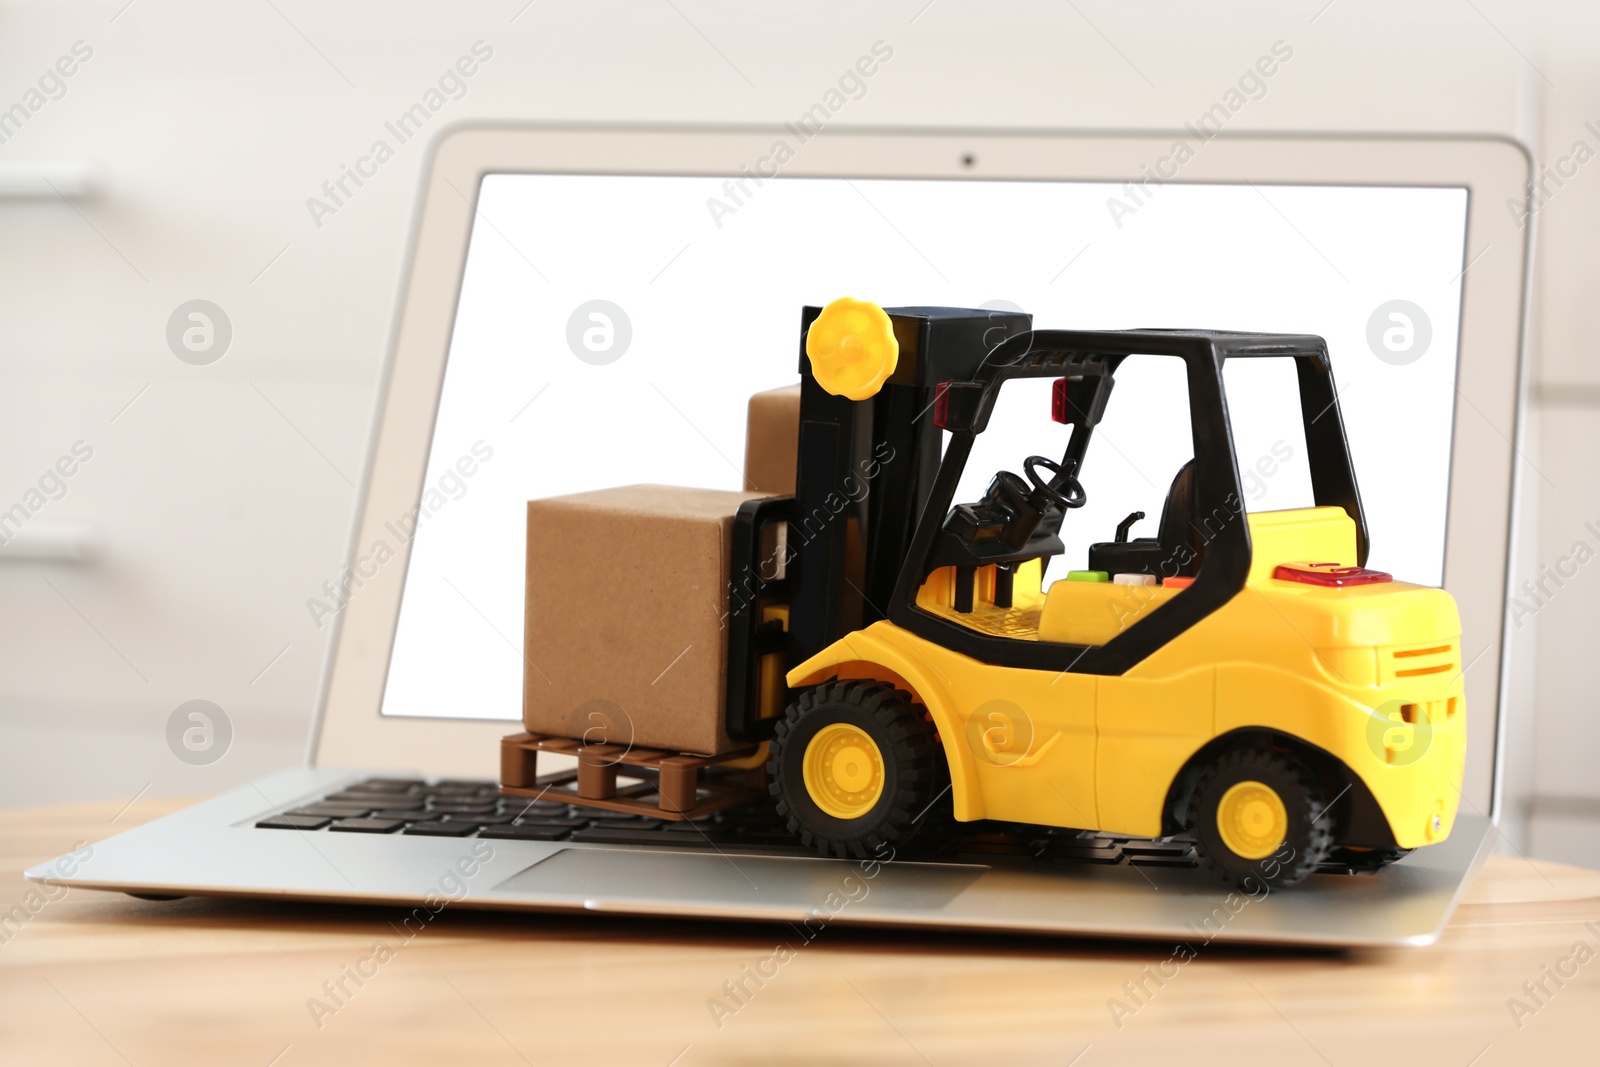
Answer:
[494,848,983,913]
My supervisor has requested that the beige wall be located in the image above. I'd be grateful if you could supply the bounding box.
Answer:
[0,1,1591,863]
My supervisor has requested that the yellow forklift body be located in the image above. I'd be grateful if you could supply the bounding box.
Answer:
[787,507,1466,850]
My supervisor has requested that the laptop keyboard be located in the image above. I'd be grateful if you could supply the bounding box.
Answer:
[256,776,1396,876]
[254,775,1217,870]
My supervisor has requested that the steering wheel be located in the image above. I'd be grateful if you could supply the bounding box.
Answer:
[1023,455,1086,509]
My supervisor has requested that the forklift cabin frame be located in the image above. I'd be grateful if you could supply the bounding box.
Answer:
[887,328,1370,676]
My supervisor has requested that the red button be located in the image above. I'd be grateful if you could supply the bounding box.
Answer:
[1272,562,1393,587]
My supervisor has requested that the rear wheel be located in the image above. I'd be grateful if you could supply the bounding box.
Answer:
[1186,748,1334,889]
[769,681,948,858]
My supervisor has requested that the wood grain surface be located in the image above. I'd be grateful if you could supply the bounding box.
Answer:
[2,799,1598,1065]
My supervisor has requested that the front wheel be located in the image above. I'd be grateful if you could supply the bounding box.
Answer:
[1185,748,1334,889]
[769,681,948,859]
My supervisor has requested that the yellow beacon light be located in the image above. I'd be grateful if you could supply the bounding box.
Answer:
[805,297,899,401]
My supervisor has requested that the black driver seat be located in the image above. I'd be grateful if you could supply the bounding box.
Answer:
[1087,459,1199,578]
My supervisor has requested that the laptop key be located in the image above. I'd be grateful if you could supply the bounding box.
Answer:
[1044,848,1123,866]
[329,818,406,834]
[325,793,425,808]
[501,801,571,818]
[404,821,478,837]
[289,804,376,818]
[478,823,573,841]
[422,785,495,798]
[256,815,333,830]
[586,808,659,821]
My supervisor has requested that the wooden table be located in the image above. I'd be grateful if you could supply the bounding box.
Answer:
[3,799,1598,1065]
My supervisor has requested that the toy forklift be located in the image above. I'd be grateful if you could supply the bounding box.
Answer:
[503,298,1466,890]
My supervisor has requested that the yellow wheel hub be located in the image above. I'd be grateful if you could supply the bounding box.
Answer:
[805,297,899,401]
[1215,780,1289,861]
[802,723,886,820]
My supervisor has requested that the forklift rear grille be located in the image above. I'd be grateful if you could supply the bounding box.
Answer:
[1387,643,1457,681]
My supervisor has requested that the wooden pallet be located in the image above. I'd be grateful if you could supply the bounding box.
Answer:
[499,732,766,821]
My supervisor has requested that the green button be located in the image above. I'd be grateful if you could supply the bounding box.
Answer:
[1066,570,1109,583]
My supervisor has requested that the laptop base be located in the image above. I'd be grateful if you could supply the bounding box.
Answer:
[26,768,1494,948]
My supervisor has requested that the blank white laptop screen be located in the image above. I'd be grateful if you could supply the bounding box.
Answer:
[380,175,1467,720]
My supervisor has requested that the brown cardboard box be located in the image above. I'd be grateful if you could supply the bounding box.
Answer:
[523,484,758,756]
[743,385,801,496]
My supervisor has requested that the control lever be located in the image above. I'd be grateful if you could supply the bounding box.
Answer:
[1114,510,1145,543]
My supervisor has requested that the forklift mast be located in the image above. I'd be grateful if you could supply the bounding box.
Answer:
[725,305,1032,743]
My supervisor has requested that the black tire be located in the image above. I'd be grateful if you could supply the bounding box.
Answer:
[769,681,948,859]
[1185,747,1334,890]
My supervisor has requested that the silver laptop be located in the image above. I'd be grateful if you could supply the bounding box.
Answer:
[28,125,1531,947]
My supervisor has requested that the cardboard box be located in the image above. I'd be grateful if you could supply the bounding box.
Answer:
[523,484,758,756]
[743,385,801,496]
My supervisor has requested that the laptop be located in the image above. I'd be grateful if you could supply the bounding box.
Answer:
[27,125,1532,947]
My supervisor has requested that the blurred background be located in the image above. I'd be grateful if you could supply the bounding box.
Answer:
[0,1,1594,865]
